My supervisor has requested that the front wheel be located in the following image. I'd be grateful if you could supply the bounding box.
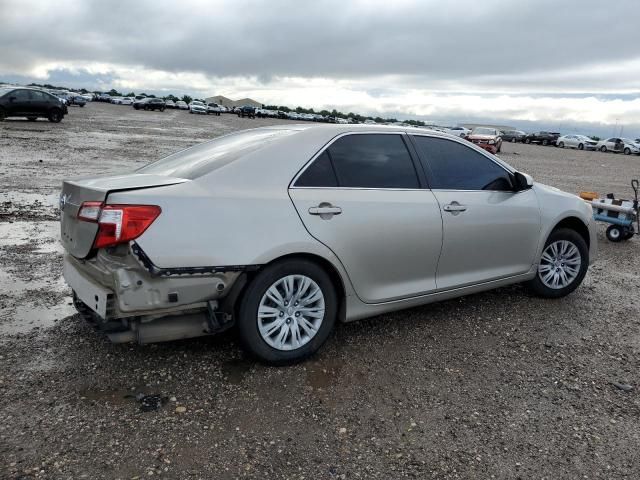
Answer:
[525,138,531,144]
[606,225,624,242]
[527,228,588,298]
[624,147,631,155]
[237,259,337,365]
[542,139,549,146]
[600,146,607,152]
[578,143,584,150]
[558,142,564,148]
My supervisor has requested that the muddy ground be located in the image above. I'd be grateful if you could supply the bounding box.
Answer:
[0,103,639,479]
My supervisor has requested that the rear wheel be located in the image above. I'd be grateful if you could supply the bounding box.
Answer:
[237,259,337,365]
[624,147,631,155]
[600,145,607,152]
[542,139,549,146]
[511,137,516,143]
[525,138,531,144]
[558,142,564,148]
[578,143,584,150]
[48,109,62,123]
[527,228,588,298]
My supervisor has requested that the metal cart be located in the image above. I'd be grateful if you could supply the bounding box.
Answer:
[580,179,639,242]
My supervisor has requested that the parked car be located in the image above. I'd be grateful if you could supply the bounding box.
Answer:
[0,86,67,122]
[120,97,134,106]
[110,97,124,104]
[206,103,222,115]
[164,100,176,109]
[556,135,598,150]
[134,98,166,111]
[97,93,111,102]
[175,101,189,110]
[237,105,256,118]
[188,101,207,114]
[465,127,503,154]
[501,130,526,143]
[524,131,560,146]
[68,95,87,107]
[60,125,595,364]
[445,126,471,138]
[595,137,640,155]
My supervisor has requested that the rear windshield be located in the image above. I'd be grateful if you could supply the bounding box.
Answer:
[137,129,297,179]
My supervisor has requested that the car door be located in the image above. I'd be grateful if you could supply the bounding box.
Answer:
[410,135,541,290]
[289,132,443,303]
[6,89,32,116]
[29,90,50,116]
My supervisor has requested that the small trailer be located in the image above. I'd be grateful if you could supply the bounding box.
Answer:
[580,180,639,242]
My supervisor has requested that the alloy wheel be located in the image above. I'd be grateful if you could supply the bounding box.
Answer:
[538,240,582,289]
[257,275,325,351]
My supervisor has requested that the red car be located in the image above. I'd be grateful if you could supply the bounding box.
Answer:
[465,127,503,154]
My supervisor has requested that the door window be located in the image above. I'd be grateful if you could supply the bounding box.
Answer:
[412,136,513,191]
[11,89,32,101]
[296,134,419,189]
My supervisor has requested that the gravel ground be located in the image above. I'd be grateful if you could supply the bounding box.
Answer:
[1,103,639,479]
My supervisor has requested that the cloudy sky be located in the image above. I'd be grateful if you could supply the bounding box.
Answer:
[1,0,639,134]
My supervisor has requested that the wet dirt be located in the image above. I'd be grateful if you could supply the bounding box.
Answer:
[1,103,639,479]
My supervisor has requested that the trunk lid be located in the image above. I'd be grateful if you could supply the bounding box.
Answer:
[60,173,187,258]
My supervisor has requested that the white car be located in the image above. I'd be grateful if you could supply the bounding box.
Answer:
[165,100,176,108]
[445,126,471,137]
[189,101,207,114]
[595,137,640,155]
[110,97,124,104]
[120,97,134,106]
[175,101,189,110]
[556,135,598,150]
[207,103,222,115]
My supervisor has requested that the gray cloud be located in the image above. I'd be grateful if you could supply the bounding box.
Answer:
[1,0,639,92]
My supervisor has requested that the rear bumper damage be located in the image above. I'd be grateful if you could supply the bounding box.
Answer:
[63,244,252,343]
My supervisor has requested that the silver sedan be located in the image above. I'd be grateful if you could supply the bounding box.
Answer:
[61,125,596,364]
[556,134,598,150]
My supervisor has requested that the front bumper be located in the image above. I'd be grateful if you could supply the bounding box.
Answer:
[472,142,498,154]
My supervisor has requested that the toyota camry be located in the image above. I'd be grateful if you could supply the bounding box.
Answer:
[61,125,596,364]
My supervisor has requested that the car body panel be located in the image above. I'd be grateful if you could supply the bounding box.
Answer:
[289,187,443,303]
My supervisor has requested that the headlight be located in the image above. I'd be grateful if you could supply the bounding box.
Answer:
[488,140,495,145]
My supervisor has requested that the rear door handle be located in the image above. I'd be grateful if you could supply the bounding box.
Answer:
[308,203,342,217]
[443,202,467,214]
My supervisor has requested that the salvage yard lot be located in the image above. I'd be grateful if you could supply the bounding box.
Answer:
[1,102,639,479]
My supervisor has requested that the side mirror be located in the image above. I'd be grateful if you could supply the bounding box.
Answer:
[514,171,533,191]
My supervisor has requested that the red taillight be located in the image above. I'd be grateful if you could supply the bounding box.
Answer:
[77,202,161,249]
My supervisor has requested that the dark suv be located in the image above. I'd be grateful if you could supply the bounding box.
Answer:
[0,87,68,122]
[134,98,166,111]
[524,131,560,146]
[237,105,256,118]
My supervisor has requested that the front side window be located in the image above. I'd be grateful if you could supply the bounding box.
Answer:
[11,89,32,101]
[412,136,513,191]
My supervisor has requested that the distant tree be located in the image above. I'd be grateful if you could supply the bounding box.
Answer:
[374,117,385,123]
[278,105,291,112]
[319,110,331,117]
[182,95,193,104]
[108,88,122,96]
[124,92,135,97]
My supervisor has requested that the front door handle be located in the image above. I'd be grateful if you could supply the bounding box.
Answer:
[308,203,342,218]
[443,202,467,214]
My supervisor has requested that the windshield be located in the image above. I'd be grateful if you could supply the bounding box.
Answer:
[473,128,496,135]
[192,101,204,106]
[137,129,298,179]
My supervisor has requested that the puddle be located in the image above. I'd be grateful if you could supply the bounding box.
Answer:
[221,358,254,385]
[0,220,62,253]
[0,297,75,335]
[79,387,169,412]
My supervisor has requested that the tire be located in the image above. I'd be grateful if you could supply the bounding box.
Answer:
[600,146,607,152]
[236,259,338,365]
[542,139,549,146]
[624,147,631,155]
[48,109,62,123]
[80,104,84,108]
[606,225,624,242]
[578,143,584,150]
[558,142,564,148]
[525,138,531,144]
[623,226,635,240]
[510,137,516,143]
[527,228,589,298]
[27,116,37,122]
[0,107,5,121]
[160,107,165,112]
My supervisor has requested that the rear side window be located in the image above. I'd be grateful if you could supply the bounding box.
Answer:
[322,134,418,188]
[412,136,513,191]
[137,129,297,179]
[295,151,338,187]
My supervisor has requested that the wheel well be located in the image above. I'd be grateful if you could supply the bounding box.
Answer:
[553,217,590,248]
